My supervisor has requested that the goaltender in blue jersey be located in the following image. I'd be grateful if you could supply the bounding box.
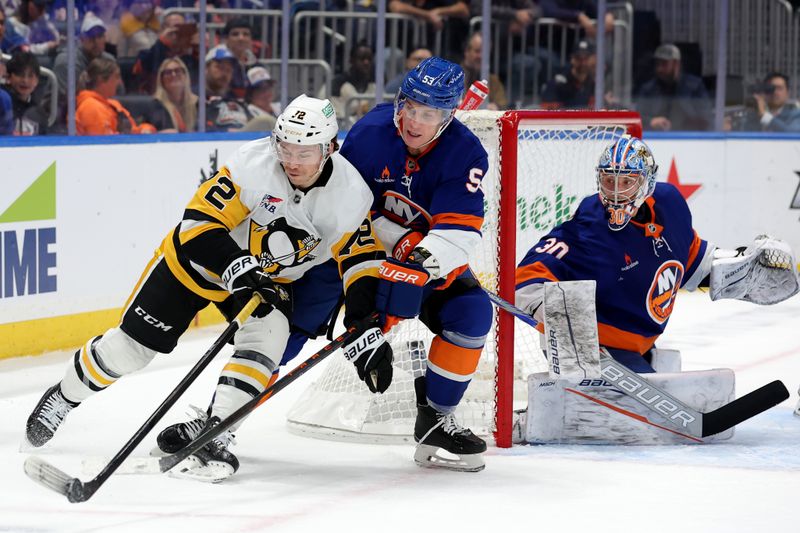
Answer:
[516,135,799,374]
[340,57,493,472]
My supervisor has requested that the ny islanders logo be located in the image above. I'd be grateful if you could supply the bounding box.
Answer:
[646,260,684,323]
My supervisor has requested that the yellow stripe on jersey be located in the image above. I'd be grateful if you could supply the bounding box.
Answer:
[343,264,381,292]
[185,167,251,231]
[178,220,227,246]
[331,217,385,277]
[159,232,229,302]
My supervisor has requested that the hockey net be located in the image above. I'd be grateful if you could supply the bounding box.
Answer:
[286,110,643,447]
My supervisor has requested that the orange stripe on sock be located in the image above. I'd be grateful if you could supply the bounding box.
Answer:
[427,336,482,376]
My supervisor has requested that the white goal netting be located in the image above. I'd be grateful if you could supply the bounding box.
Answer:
[287,110,642,445]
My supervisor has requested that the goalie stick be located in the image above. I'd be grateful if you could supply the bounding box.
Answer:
[483,288,789,439]
[25,311,377,502]
[24,293,263,503]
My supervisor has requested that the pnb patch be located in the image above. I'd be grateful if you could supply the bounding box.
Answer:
[322,102,334,118]
[646,260,684,323]
[259,193,283,213]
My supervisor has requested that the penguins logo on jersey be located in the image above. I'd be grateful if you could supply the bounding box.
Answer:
[646,260,684,323]
[249,218,321,275]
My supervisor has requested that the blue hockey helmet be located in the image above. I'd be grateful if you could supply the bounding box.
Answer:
[394,57,465,145]
[596,135,659,231]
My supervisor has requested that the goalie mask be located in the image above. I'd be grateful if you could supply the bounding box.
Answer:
[394,57,464,147]
[596,136,658,231]
[272,94,338,175]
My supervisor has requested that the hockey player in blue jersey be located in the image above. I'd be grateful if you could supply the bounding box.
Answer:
[339,57,493,472]
[515,135,799,374]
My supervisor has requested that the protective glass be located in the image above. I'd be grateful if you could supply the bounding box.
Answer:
[272,138,324,166]
[396,97,450,126]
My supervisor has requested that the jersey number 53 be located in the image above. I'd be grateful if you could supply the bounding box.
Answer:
[466,168,484,193]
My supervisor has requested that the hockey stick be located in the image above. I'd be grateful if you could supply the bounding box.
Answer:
[484,288,789,438]
[154,314,377,476]
[24,293,264,503]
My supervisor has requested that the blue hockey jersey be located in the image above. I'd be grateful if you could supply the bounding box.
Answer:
[340,103,489,280]
[516,182,710,354]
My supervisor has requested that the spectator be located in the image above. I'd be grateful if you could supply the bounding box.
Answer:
[0,84,12,134]
[244,65,279,118]
[635,43,712,132]
[539,0,613,40]
[744,72,800,133]
[118,0,159,58]
[204,45,252,131]
[469,0,539,36]
[540,39,598,110]
[3,50,47,134]
[76,56,155,134]
[8,0,61,55]
[152,56,197,132]
[87,0,123,53]
[222,17,257,100]
[460,32,507,110]
[54,12,115,106]
[133,11,198,94]
[323,41,375,122]
[388,0,470,61]
[385,47,431,94]
[0,9,11,79]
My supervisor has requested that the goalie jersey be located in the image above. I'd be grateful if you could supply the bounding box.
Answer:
[159,137,383,304]
[340,103,489,281]
[516,182,712,354]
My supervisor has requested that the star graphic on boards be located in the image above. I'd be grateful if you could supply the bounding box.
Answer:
[666,157,701,200]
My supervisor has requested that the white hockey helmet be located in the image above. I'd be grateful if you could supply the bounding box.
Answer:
[272,94,338,174]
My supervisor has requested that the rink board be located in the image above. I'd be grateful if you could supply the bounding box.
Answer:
[0,133,799,358]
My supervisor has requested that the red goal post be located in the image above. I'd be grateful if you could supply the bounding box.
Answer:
[493,110,643,447]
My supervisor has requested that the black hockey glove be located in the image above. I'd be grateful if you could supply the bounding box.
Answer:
[221,251,288,318]
[342,326,394,394]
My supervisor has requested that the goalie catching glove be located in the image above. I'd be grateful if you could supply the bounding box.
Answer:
[709,235,799,305]
[343,327,394,393]
[221,251,291,317]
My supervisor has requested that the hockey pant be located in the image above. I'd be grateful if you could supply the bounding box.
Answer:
[60,255,292,428]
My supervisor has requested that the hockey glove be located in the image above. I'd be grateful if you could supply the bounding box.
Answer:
[343,327,394,393]
[392,230,424,261]
[375,258,430,330]
[221,251,289,318]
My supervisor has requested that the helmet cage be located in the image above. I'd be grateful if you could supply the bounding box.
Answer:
[595,136,658,231]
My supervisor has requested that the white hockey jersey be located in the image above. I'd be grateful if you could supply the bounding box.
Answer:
[159,137,384,302]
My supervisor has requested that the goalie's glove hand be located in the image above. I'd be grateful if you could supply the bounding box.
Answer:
[222,251,286,318]
[343,327,394,393]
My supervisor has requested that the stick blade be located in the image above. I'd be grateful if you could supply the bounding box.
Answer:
[702,380,790,437]
[24,456,73,497]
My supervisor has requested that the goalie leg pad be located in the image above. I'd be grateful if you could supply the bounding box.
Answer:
[649,348,682,373]
[543,281,601,380]
[524,369,735,445]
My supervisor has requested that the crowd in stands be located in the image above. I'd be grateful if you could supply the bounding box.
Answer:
[1,0,799,136]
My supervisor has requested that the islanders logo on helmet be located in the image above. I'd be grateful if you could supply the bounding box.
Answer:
[596,136,658,231]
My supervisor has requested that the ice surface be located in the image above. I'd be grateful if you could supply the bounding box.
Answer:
[1,291,798,532]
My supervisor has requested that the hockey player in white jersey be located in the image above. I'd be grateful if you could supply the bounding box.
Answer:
[25,95,392,480]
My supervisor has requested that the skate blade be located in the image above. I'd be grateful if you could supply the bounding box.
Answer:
[413,444,485,473]
[167,455,234,483]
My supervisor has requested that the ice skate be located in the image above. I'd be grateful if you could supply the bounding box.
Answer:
[155,405,208,455]
[170,416,239,483]
[25,383,79,448]
[413,378,486,472]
